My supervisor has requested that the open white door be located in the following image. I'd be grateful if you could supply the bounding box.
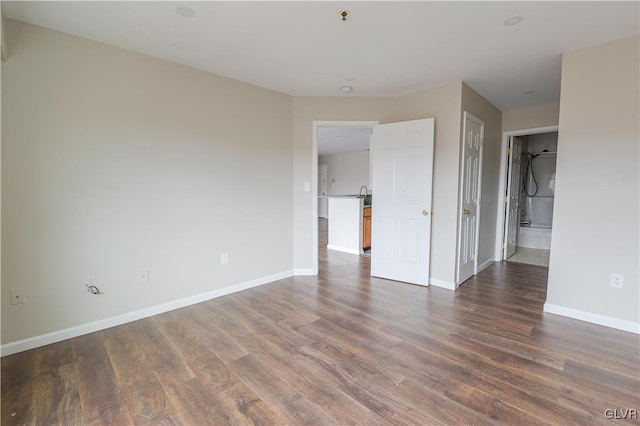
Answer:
[371,118,434,286]
[456,112,484,284]
[503,137,523,258]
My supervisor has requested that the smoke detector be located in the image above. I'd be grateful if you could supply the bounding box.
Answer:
[339,85,353,94]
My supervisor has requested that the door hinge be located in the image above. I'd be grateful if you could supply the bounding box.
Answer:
[505,196,509,203]
[476,199,480,206]
[508,147,513,155]
[503,243,507,249]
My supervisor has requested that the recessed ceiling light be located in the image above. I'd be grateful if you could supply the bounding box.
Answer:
[340,85,353,94]
[176,5,196,18]
[523,90,536,95]
[504,16,524,26]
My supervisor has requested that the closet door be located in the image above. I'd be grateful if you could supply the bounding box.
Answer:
[504,136,523,259]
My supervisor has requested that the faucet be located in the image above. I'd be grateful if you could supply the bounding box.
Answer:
[359,185,368,197]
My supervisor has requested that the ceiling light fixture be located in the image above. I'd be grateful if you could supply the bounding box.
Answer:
[176,5,196,18]
[339,10,350,21]
[504,16,524,26]
[340,85,353,94]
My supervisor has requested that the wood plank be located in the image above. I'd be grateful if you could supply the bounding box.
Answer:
[231,353,334,425]
[32,364,82,424]
[1,219,638,424]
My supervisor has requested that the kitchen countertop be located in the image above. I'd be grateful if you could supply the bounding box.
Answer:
[322,195,371,207]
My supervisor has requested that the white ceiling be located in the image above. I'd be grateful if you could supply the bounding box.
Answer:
[2,1,638,113]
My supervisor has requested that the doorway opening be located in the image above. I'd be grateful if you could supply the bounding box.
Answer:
[312,121,378,274]
[497,126,559,267]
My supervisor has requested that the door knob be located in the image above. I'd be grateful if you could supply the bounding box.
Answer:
[463,209,471,215]
[422,210,429,216]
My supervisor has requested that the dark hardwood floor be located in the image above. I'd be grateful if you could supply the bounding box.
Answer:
[2,219,639,424]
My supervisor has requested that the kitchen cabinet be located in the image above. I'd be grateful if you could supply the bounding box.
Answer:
[363,207,371,249]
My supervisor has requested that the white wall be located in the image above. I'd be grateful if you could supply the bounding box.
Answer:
[546,36,639,330]
[319,151,370,196]
[527,132,558,154]
[521,133,557,228]
[2,21,294,345]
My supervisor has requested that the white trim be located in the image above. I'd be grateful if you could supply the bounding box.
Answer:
[312,121,379,276]
[544,303,640,334]
[326,244,361,255]
[293,268,315,276]
[477,259,494,273]
[495,125,559,260]
[429,278,456,290]
[1,270,294,357]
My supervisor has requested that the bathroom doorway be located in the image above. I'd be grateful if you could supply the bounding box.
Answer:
[499,127,558,267]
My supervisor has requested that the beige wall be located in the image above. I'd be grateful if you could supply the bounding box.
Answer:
[547,36,639,326]
[13,18,632,348]
[292,97,396,271]
[319,151,370,196]
[2,22,294,343]
[294,83,499,285]
[1,12,7,60]
[394,83,463,284]
[502,102,559,132]
[0,14,3,335]
[461,83,502,269]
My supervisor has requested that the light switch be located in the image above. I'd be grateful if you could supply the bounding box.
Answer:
[304,182,310,192]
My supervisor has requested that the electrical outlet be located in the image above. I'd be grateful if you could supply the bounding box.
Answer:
[303,182,310,192]
[10,288,25,305]
[139,269,150,283]
[610,273,624,288]
[221,252,229,265]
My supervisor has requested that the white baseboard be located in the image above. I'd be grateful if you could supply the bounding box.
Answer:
[477,259,494,273]
[327,244,360,255]
[429,278,456,290]
[293,268,316,276]
[544,303,640,334]
[431,261,492,292]
[1,270,294,357]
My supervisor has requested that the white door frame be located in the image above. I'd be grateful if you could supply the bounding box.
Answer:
[455,112,484,284]
[494,125,559,260]
[312,120,379,274]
